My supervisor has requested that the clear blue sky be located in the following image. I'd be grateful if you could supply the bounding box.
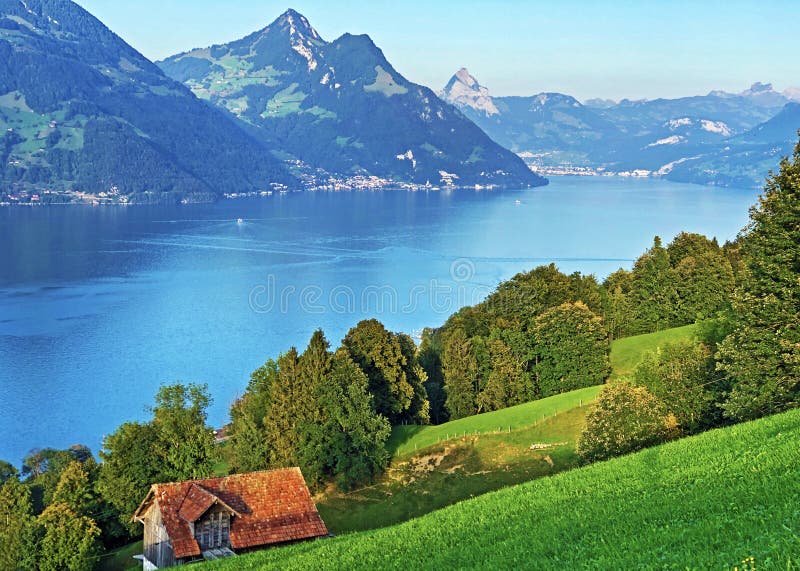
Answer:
[75,0,799,101]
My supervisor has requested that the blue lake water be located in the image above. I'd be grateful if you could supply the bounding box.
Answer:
[0,177,760,462]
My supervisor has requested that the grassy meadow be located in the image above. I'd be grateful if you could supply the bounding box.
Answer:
[206,408,800,570]
[609,323,697,379]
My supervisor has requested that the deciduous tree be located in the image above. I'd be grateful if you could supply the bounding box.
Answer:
[633,341,719,433]
[533,302,611,398]
[442,328,477,420]
[38,503,101,571]
[342,319,415,423]
[577,383,679,462]
[0,477,39,571]
[151,383,215,481]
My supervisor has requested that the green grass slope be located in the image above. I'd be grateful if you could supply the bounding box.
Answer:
[318,404,591,533]
[609,324,697,379]
[388,385,602,457]
[388,323,697,457]
[208,408,800,570]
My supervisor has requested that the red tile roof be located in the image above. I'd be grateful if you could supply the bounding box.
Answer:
[134,468,328,559]
[177,484,220,523]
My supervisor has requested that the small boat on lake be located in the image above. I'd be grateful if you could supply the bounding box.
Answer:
[237,218,244,224]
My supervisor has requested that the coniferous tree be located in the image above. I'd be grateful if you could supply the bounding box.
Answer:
[396,332,431,425]
[316,350,391,490]
[298,329,333,423]
[718,139,800,420]
[51,462,98,519]
[264,348,302,467]
[295,330,334,486]
[477,339,526,412]
[442,328,477,419]
[629,236,679,333]
[418,328,448,424]
[602,268,634,339]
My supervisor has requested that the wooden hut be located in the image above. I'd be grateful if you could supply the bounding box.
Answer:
[132,468,328,569]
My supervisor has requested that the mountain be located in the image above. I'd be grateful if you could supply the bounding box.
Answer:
[0,0,294,202]
[439,68,621,169]
[666,103,800,187]
[158,11,544,189]
[441,69,796,186]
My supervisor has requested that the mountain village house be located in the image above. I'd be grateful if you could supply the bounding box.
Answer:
[132,468,328,569]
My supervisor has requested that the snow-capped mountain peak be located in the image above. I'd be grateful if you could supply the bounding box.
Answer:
[440,68,500,117]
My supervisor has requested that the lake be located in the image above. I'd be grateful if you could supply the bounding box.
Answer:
[0,177,760,462]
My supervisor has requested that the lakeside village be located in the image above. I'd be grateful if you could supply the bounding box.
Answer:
[3,159,670,206]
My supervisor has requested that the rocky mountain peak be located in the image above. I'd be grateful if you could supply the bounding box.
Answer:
[441,68,499,117]
[273,8,322,42]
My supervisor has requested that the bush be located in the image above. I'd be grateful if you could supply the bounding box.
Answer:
[632,341,719,433]
[577,382,679,462]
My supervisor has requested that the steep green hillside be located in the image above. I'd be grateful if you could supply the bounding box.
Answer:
[0,0,293,201]
[387,385,602,457]
[207,408,800,570]
[317,325,697,534]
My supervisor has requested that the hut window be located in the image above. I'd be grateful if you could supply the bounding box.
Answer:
[196,512,231,550]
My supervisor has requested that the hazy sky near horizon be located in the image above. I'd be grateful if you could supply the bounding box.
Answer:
[75,0,799,101]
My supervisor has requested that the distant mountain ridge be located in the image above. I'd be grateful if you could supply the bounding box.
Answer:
[440,68,800,187]
[0,0,295,202]
[158,10,545,190]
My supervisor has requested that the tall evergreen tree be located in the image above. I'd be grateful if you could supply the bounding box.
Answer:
[602,268,635,339]
[316,350,391,490]
[38,503,101,571]
[629,236,679,333]
[298,329,333,422]
[295,330,334,486]
[396,333,431,425]
[718,139,800,420]
[442,328,477,420]
[418,328,448,424]
[264,348,302,467]
[52,462,98,519]
[477,338,526,412]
